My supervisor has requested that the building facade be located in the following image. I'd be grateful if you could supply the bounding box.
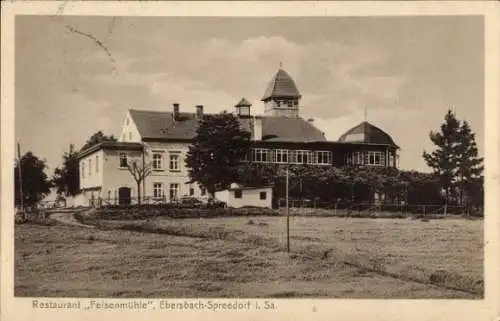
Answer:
[77,67,399,205]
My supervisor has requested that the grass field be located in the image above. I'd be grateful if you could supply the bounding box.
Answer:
[15,215,483,298]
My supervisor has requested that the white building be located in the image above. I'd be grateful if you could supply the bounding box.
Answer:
[215,184,273,209]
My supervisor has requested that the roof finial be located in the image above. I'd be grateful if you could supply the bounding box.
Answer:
[364,106,368,122]
[279,61,283,68]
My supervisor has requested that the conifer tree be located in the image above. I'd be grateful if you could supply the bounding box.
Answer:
[455,120,483,207]
[423,109,461,204]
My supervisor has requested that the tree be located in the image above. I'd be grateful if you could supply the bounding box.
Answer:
[52,144,80,196]
[423,109,461,204]
[14,151,51,209]
[81,130,117,151]
[126,157,153,205]
[455,120,484,207]
[185,112,251,195]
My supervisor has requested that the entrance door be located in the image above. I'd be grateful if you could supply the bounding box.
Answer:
[118,187,131,205]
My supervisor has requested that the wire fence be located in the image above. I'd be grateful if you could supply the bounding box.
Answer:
[277,198,483,217]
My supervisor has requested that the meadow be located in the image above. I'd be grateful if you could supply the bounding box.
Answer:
[15,214,483,298]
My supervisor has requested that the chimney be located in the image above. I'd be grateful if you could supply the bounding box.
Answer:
[307,118,314,123]
[253,116,262,141]
[173,103,180,121]
[196,105,204,119]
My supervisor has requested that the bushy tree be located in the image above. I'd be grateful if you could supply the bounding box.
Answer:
[185,112,251,194]
[14,151,51,209]
[81,130,117,151]
[52,144,80,196]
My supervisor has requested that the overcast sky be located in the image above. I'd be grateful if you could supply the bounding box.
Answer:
[15,15,484,172]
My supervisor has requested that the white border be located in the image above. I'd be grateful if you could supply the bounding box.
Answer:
[1,2,499,321]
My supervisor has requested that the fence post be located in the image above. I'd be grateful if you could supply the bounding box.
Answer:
[444,204,447,216]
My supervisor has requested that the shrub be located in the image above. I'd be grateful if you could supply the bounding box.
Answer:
[89,206,279,221]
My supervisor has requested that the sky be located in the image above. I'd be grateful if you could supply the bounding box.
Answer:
[15,15,484,173]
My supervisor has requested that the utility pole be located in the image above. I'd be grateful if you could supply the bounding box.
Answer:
[286,167,290,253]
[17,142,24,213]
[142,142,146,203]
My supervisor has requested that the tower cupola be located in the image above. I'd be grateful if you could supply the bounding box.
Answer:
[235,97,252,117]
[261,67,301,118]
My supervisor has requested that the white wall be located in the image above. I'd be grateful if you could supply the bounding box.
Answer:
[79,150,104,190]
[101,149,143,200]
[142,141,204,200]
[84,141,206,203]
[214,190,230,205]
[66,193,87,207]
[216,187,272,208]
[119,111,142,143]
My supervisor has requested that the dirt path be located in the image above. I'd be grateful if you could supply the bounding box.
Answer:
[50,211,96,229]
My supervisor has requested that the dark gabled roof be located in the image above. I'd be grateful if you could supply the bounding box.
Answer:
[261,68,301,101]
[257,117,326,142]
[338,121,399,148]
[77,141,143,159]
[128,109,327,142]
[129,109,199,141]
[235,97,252,107]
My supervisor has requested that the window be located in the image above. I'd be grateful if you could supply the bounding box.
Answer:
[153,183,164,198]
[260,192,267,200]
[152,153,163,170]
[352,152,363,165]
[169,153,180,171]
[367,151,383,166]
[389,154,395,167]
[275,149,288,163]
[201,188,206,196]
[296,150,310,164]
[315,151,332,165]
[88,159,92,176]
[169,183,180,200]
[370,152,383,166]
[81,162,85,178]
[189,187,194,196]
[96,155,99,173]
[119,153,128,168]
[253,149,268,162]
[234,190,242,199]
[287,100,293,108]
[352,151,383,166]
[345,133,365,142]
